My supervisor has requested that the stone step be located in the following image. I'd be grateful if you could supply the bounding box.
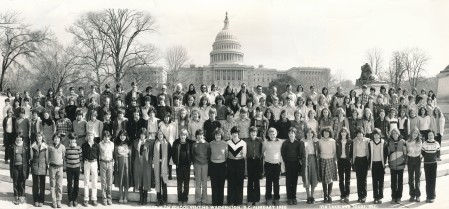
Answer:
[1,146,449,186]
[1,163,449,205]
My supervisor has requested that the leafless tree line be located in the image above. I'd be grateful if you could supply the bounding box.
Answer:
[365,47,429,90]
[0,9,192,94]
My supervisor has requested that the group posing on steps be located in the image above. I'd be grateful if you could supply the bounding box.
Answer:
[1,81,446,207]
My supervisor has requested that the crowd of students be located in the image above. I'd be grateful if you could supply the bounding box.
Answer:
[2,81,446,207]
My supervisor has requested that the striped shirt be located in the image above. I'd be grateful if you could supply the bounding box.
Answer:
[65,145,82,168]
[422,140,440,164]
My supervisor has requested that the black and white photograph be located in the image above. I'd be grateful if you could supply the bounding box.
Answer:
[0,0,448,208]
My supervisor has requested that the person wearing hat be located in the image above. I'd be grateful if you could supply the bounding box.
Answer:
[15,107,31,147]
[125,82,143,108]
[159,84,173,107]
[100,84,114,107]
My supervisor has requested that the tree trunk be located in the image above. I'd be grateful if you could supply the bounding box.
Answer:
[0,67,6,92]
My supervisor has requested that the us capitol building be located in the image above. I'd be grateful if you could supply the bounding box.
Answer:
[167,13,331,91]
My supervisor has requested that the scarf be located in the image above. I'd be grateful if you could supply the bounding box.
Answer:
[42,117,54,126]
[153,139,169,189]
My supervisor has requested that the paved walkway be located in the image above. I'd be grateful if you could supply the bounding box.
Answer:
[0,175,448,208]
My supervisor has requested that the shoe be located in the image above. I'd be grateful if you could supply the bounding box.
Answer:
[287,199,293,205]
[373,199,378,204]
[391,199,396,204]
[68,201,72,207]
[266,200,272,206]
[107,199,112,205]
[273,200,279,206]
[361,198,366,203]
[19,197,25,204]
[35,202,40,207]
[52,203,57,208]
[378,199,383,204]
[340,198,345,203]
[293,199,298,205]
[92,201,98,206]
[416,197,421,202]
[5,160,8,164]
[57,201,62,208]
[436,158,442,161]
[178,202,182,206]
[102,200,107,206]
[357,198,361,203]
[429,199,435,203]
[169,176,173,180]
[252,202,256,206]
[39,202,44,207]
[119,198,123,204]
[73,201,78,207]
[196,202,202,206]
[328,196,333,203]
[306,198,311,204]
[323,197,328,203]
[396,198,401,204]
[344,198,349,203]
[83,201,88,207]
[123,199,128,204]
[311,198,316,204]
[410,197,415,202]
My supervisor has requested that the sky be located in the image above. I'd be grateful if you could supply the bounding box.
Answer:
[2,0,448,82]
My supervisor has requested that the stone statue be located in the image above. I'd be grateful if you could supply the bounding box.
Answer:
[356,63,377,86]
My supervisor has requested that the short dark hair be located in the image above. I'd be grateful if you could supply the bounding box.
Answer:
[230,126,240,134]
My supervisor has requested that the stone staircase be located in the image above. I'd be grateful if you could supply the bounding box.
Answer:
[0,100,448,204]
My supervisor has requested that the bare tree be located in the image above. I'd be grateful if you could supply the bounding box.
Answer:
[387,50,407,89]
[87,9,159,84]
[365,48,384,79]
[30,41,83,92]
[68,13,111,92]
[405,48,429,89]
[0,11,50,91]
[165,45,190,89]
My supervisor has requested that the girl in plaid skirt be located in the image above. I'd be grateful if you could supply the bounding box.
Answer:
[318,127,337,203]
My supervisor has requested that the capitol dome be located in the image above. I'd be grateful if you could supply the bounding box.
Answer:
[210,12,244,65]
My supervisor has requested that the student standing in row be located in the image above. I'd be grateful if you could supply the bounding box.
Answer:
[227,126,247,206]
[30,132,48,207]
[369,128,386,204]
[406,128,422,202]
[9,133,30,205]
[422,131,440,203]
[48,134,65,208]
[281,127,301,205]
[336,127,352,203]
[246,126,263,206]
[4,109,16,164]
[386,128,407,204]
[263,128,283,206]
[172,129,193,206]
[99,131,115,206]
[318,127,337,203]
[193,129,210,206]
[114,130,132,204]
[210,128,228,206]
[352,127,370,203]
[153,130,172,206]
[65,133,82,207]
[131,128,154,206]
[82,132,100,207]
[300,128,320,204]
